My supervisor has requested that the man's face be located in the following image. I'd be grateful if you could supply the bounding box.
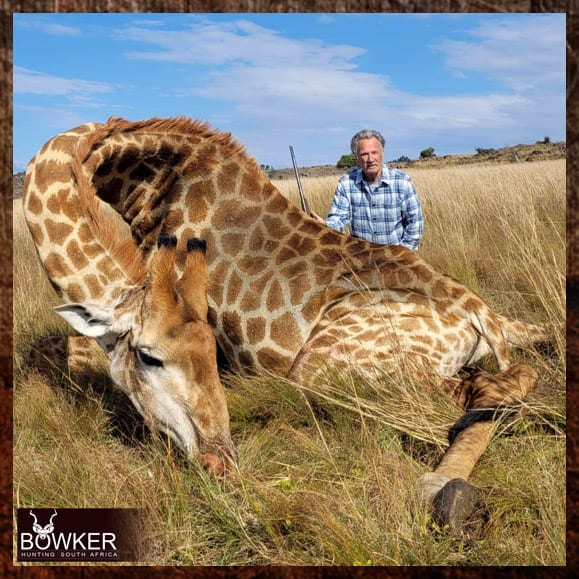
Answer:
[356,137,384,182]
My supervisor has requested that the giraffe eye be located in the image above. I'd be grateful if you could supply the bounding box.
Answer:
[136,348,164,368]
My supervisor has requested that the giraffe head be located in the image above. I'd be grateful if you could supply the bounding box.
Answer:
[54,235,235,473]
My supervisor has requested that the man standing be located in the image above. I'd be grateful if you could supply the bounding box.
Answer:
[311,129,424,251]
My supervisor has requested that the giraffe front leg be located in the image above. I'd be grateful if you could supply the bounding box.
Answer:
[26,335,109,380]
[417,364,538,534]
[288,332,378,385]
[66,335,109,375]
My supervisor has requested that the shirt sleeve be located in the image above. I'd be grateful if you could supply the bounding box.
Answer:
[400,177,424,251]
[325,178,351,233]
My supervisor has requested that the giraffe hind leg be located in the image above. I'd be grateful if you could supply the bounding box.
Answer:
[418,364,538,534]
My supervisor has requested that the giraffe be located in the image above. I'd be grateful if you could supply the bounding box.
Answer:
[23,116,548,528]
[23,130,235,472]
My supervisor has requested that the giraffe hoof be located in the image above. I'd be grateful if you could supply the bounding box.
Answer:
[431,478,477,534]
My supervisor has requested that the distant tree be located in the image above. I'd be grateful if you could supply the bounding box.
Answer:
[337,154,356,169]
[419,147,435,159]
[543,136,551,144]
[393,155,411,163]
[475,147,494,155]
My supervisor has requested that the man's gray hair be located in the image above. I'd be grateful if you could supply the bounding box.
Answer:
[350,129,386,156]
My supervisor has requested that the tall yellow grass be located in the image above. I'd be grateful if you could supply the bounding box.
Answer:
[13,159,565,566]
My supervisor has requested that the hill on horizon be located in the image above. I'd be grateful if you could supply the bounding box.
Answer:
[268,139,566,180]
[13,139,565,197]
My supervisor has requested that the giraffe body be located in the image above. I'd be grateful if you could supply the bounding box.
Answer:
[24,117,544,381]
[24,117,546,511]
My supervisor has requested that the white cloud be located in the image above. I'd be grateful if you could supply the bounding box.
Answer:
[14,17,81,36]
[190,65,394,111]
[14,104,89,130]
[119,17,563,139]
[121,19,364,69]
[432,15,565,93]
[13,66,115,103]
[401,93,529,129]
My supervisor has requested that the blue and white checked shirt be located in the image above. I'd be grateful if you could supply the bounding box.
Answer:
[325,164,424,251]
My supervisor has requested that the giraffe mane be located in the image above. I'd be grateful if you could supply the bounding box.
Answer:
[71,135,146,286]
[85,115,252,165]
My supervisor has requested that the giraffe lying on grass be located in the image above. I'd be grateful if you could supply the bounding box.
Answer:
[23,116,547,530]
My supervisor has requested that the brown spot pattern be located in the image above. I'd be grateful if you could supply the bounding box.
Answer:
[22,116,526,400]
[222,233,245,256]
[66,283,86,303]
[256,348,294,374]
[25,190,43,216]
[26,221,44,246]
[249,227,265,251]
[246,317,266,344]
[66,239,89,270]
[240,171,264,202]
[227,270,244,304]
[44,252,73,279]
[45,219,73,245]
[240,289,262,312]
[266,279,285,311]
[222,311,243,346]
[289,273,311,306]
[238,256,269,276]
[185,181,210,223]
[165,208,185,231]
[270,312,301,351]
[216,163,240,192]
[209,261,230,307]
[85,274,104,300]
[266,192,289,214]
[34,159,71,193]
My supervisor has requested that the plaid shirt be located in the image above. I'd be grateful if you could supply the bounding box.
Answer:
[325,164,424,251]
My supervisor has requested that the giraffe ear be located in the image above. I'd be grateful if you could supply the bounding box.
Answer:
[54,303,115,338]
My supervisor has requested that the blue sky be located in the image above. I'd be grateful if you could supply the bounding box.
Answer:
[13,13,566,172]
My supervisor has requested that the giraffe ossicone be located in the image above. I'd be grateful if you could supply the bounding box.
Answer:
[24,116,548,521]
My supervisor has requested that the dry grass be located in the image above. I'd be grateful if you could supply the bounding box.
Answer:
[13,159,565,566]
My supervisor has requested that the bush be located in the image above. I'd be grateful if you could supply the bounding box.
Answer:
[337,154,356,169]
[419,147,435,159]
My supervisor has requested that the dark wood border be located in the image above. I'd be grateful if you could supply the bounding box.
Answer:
[2,1,572,575]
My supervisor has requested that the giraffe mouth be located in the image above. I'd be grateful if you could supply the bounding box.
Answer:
[162,416,237,472]
[159,418,199,457]
[191,423,238,471]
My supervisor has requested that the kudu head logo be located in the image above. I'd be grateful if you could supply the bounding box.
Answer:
[30,509,57,539]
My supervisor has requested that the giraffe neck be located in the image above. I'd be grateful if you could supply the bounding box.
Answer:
[23,123,146,305]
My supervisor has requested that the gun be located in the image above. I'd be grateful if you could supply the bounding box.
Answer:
[289,145,310,214]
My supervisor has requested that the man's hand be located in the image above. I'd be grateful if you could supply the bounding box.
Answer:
[310,211,325,224]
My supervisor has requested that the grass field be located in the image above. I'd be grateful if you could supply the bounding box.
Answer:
[13,159,565,566]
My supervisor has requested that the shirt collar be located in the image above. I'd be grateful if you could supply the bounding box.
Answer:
[355,164,390,185]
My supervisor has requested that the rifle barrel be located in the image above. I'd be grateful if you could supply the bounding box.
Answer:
[289,145,310,214]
